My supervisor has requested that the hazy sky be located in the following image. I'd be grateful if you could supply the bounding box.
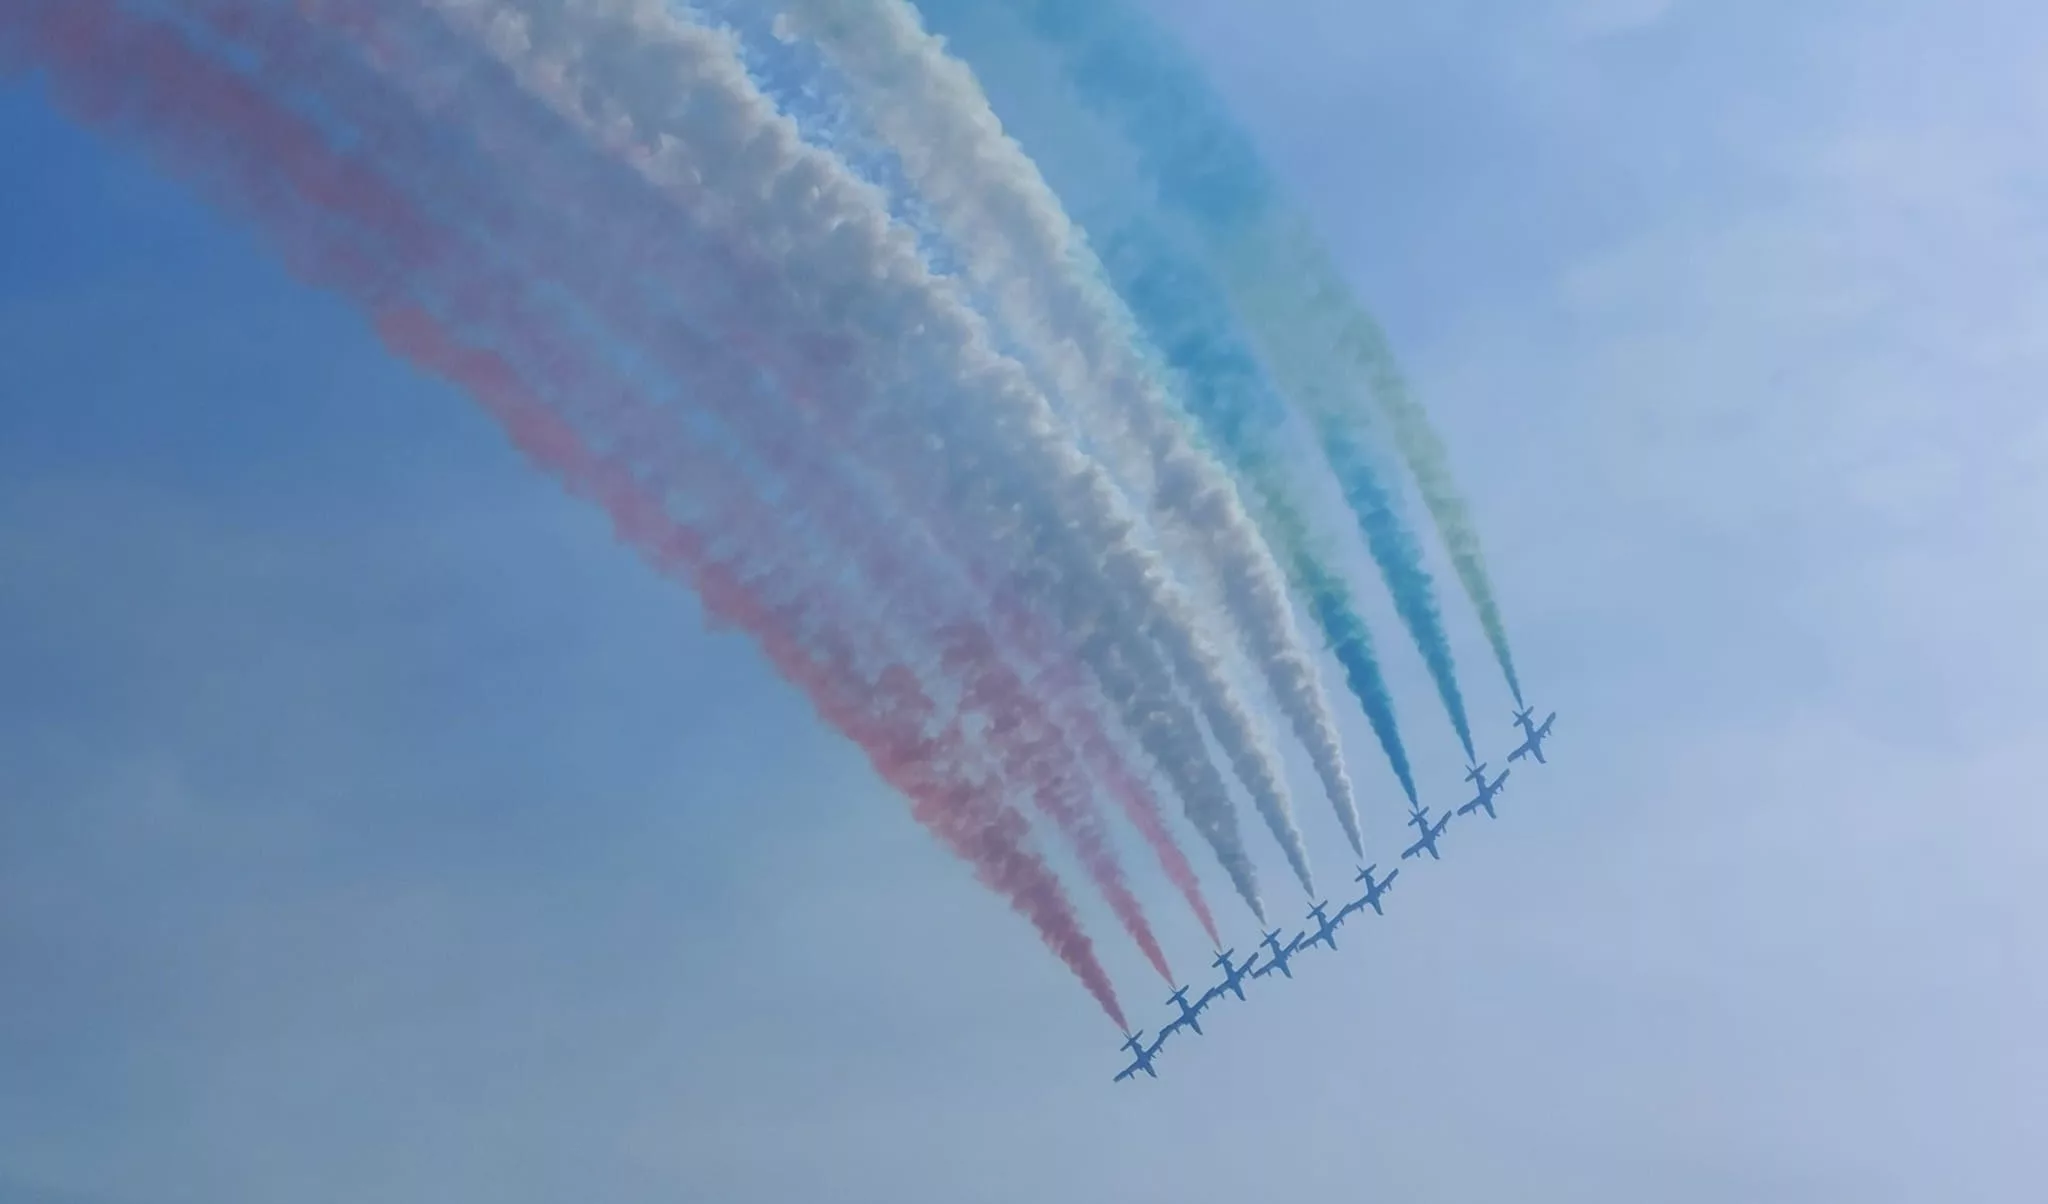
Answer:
[4,1,2046,1201]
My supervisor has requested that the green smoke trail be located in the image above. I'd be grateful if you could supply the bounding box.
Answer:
[928,0,1526,709]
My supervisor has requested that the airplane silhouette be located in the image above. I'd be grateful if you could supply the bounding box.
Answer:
[1113,1030,1162,1082]
[1508,707,1557,765]
[1337,863,1399,922]
[1297,900,1344,954]
[1250,927,1304,979]
[1203,947,1259,1005]
[1161,985,1209,1039]
[1457,764,1511,819]
[1401,805,1453,861]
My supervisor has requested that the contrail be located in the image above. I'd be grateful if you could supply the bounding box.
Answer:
[772,0,1362,871]
[431,0,1308,904]
[280,0,1182,981]
[3,0,1130,1027]
[924,0,1520,723]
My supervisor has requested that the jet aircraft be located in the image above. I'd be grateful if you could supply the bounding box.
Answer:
[1457,765,1511,819]
[1250,928,1305,980]
[1297,901,1345,954]
[1401,805,1453,861]
[1204,947,1259,1005]
[1112,1031,1162,1082]
[1161,986,1209,1039]
[1337,864,1398,921]
[1508,707,1557,764]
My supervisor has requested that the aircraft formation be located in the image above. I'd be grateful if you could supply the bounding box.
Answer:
[1115,706,1557,1082]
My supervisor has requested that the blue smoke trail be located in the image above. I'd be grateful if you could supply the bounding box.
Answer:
[918,0,1521,723]
[1094,217,1423,814]
[905,0,1427,808]
[1292,537,1418,808]
[1320,421,1475,762]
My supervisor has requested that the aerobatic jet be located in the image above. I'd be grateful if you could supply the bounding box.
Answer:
[1297,901,1344,954]
[1457,765,1511,820]
[1161,986,1209,1039]
[1113,1031,1163,1082]
[1338,864,1398,921]
[1401,805,1453,861]
[1507,707,1557,764]
[1250,927,1305,980]
[1204,947,1259,1005]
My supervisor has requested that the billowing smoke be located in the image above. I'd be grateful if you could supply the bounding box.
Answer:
[11,0,1541,1035]
[922,0,1518,742]
[429,0,1305,901]
[1,0,1132,1027]
[771,0,1354,889]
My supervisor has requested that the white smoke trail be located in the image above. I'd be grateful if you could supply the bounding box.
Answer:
[425,0,1311,901]
[771,0,1359,887]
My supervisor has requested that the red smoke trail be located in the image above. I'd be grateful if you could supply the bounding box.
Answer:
[797,484,1175,983]
[985,599,1225,950]
[386,311,1128,1031]
[266,0,1203,967]
[760,343,1212,965]
[941,620,1175,983]
[4,0,1129,1029]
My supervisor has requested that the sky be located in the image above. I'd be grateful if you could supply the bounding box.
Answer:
[3,1,2046,1201]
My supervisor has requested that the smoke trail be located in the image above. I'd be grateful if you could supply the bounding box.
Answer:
[773,0,1363,869]
[938,624,1173,983]
[1094,206,1426,820]
[1277,504,1419,810]
[927,0,1520,718]
[1222,253,1476,759]
[2,0,1129,1027]
[277,0,1182,979]
[314,0,1238,934]
[1310,267,1526,709]
[888,5,1419,823]
[1319,419,1475,762]
[432,0,1306,903]
[968,570,1223,944]
[1069,711,1223,948]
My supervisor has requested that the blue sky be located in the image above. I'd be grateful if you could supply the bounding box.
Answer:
[4,1,2046,1200]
